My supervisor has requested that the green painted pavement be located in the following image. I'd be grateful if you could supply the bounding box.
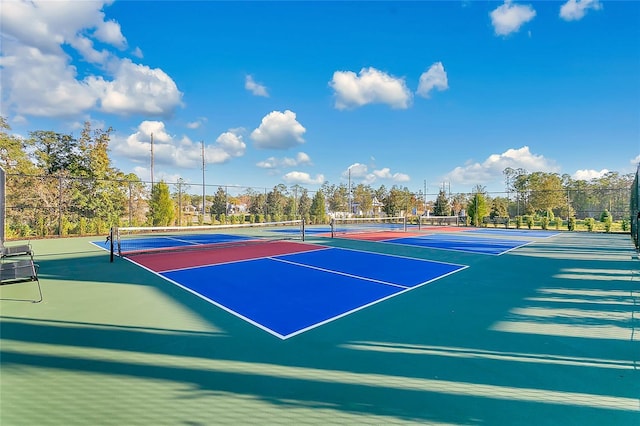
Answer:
[1,232,638,425]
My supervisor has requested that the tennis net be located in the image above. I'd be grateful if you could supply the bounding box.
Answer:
[330,216,406,238]
[418,215,464,229]
[110,220,305,258]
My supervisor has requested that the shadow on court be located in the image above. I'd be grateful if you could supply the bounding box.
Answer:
[1,232,638,425]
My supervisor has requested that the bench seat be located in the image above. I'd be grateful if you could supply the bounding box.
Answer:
[0,259,43,303]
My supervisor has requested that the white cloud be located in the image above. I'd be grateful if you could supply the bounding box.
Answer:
[257,152,312,169]
[572,169,609,181]
[417,62,449,98]
[92,59,183,116]
[631,155,640,167]
[215,131,246,158]
[560,0,602,21]
[444,146,559,186]
[0,0,183,118]
[282,172,325,185]
[245,75,269,97]
[186,117,208,129]
[344,163,410,185]
[1,45,99,116]
[112,121,246,171]
[490,1,536,36]
[94,19,127,48]
[345,163,370,178]
[250,110,306,149]
[329,67,412,110]
[131,47,144,59]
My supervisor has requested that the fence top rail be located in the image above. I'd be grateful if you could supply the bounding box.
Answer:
[116,220,304,233]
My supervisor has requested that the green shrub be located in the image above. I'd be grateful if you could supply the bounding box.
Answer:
[585,217,595,232]
[516,216,523,229]
[60,216,72,236]
[540,216,549,230]
[555,218,562,230]
[526,215,534,229]
[568,217,576,231]
[622,218,629,232]
[545,209,555,221]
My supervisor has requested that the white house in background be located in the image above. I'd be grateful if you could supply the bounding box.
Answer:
[371,196,384,216]
[227,203,247,214]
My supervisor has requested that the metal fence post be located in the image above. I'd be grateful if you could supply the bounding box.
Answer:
[0,166,5,242]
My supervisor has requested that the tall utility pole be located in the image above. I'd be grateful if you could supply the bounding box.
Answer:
[424,180,427,214]
[150,132,154,189]
[348,167,352,214]
[201,141,206,219]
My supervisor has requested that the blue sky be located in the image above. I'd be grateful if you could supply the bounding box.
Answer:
[1,0,639,196]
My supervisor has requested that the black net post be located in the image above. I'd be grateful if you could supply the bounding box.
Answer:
[109,227,115,263]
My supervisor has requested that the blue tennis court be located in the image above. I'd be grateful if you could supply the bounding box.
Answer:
[464,228,560,238]
[382,233,531,255]
[135,245,466,339]
[114,233,252,252]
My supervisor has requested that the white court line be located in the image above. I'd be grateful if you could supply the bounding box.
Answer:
[269,256,411,290]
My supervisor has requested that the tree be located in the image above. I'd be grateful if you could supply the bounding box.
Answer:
[284,196,296,219]
[28,130,79,175]
[527,172,565,215]
[321,182,348,213]
[172,178,191,226]
[148,181,175,226]
[382,185,411,217]
[245,188,266,215]
[266,184,287,218]
[490,197,509,218]
[451,193,468,216]
[0,117,36,174]
[124,173,149,226]
[352,184,373,216]
[433,190,451,216]
[309,190,326,223]
[68,122,125,228]
[287,184,306,219]
[467,186,489,226]
[374,185,388,205]
[298,189,312,218]
[210,186,227,219]
[601,209,613,232]
[1,118,43,236]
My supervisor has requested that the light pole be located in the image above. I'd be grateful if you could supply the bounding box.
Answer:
[201,141,206,221]
[150,132,154,189]
[348,166,351,215]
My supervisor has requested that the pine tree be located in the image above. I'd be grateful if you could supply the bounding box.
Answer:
[149,181,175,226]
[433,190,451,216]
[310,190,326,224]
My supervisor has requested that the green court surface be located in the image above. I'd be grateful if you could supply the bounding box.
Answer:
[1,231,639,425]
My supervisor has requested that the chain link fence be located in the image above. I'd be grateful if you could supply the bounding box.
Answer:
[3,173,632,239]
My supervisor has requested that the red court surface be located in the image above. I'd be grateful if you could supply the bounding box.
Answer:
[129,240,327,272]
